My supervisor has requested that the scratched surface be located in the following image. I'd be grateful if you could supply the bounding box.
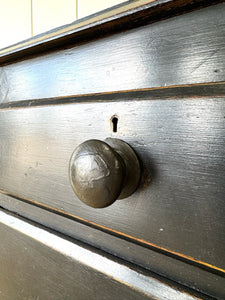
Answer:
[0,97,224,275]
[2,210,199,300]
[0,3,225,103]
[0,2,225,299]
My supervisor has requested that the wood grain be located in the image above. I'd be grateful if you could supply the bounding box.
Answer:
[0,3,225,103]
[1,209,202,300]
[1,2,225,299]
[0,95,224,274]
[1,193,224,299]
[0,0,222,64]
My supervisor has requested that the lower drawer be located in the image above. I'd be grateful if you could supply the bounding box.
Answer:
[1,209,200,300]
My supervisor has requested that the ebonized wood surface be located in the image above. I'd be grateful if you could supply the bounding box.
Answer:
[1,209,203,300]
[0,0,223,64]
[0,1,225,299]
[0,93,224,280]
[0,3,225,103]
[1,193,224,299]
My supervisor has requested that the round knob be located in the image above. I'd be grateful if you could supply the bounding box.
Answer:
[69,138,140,208]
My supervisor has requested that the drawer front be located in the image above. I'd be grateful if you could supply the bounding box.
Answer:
[1,2,225,298]
[2,209,199,300]
[0,95,224,273]
[0,3,225,103]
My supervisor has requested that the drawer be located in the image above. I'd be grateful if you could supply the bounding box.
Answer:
[0,89,225,298]
[2,209,198,300]
[1,1,225,299]
[1,2,225,103]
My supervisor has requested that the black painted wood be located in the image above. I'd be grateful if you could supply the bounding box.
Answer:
[1,209,203,300]
[1,1,225,299]
[0,3,225,103]
[0,94,224,275]
[0,0,222,65]
[1,193,224,299]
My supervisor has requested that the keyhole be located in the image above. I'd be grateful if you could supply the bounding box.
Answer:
[112,116,118,133]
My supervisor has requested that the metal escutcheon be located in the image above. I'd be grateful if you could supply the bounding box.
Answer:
[69,138,141,208]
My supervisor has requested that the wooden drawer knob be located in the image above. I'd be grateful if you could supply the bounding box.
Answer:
[69,138,140,208]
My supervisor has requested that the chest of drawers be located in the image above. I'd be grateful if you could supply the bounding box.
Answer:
[0,1,225,299]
